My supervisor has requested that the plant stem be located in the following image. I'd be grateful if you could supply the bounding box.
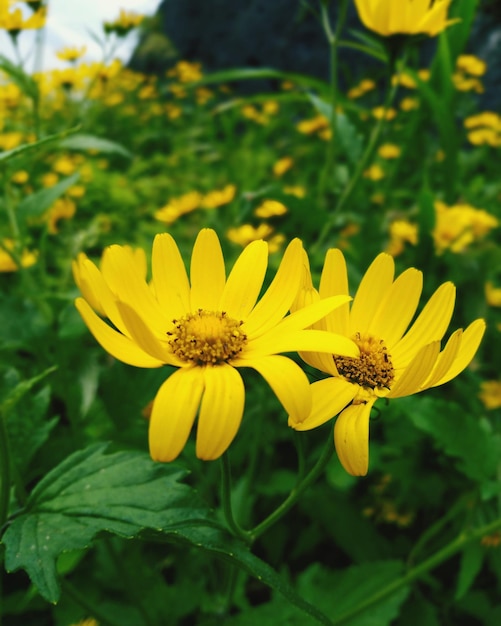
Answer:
[0,411,12,531]
[249,434,334,541]
[220,453,252,543]
[331,516,501,625]
[317,0,349,206]
[62,580,122,626]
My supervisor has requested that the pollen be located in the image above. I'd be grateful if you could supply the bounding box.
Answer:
[335,333,394,390]
[167,309,247,365]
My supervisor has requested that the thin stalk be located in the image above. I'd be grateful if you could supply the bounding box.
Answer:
[249,434,334,541]
[0,412,12,531]
[314,52,407,253]
[331,516,501,625]
[220,453,252,543]
[317,0,349,205]
[62,580,121,626]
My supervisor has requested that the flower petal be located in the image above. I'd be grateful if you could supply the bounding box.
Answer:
[319,248,350,335]
[334,400,375,476]
[431,319,486,387]
[244,329,359,359]
[291,377,357,430]
[273,295,353,334]
[420,328,462,390]
[219,239,268,319]
[151,233,191,320]
[75,298,164,368]
[236,355,311,423]
[391,282,456,369]
[196,364,245,460]
[149,367,205,462]
[244,238,303,338]
[349,253,395,336]
[387,341,441,398]
[190,229,226,310]
[368,268,423,347]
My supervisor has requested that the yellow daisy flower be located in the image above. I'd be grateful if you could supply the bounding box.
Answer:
[289,249,486,476]
[354,0,454,37]
[73,229,358,462]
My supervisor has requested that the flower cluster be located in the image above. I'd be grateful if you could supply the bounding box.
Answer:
[74,230,484,476]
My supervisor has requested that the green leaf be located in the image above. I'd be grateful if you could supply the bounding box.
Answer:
[0,127,81,163]
[58,133,133,158]
[298,561,410,626]
[2,444,211,603]
[455,542,484,600]
[1,367,57,420]
[16,173,80,221]
[0,54,39,101]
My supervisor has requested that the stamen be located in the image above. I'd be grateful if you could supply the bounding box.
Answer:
[335,333,394,390]
[168,309,247,365]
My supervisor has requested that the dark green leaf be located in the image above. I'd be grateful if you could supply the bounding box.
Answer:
[455,542,484,600]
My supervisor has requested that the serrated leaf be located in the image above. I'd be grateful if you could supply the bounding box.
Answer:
[455,542,484,600]
[2,444,211,602]
[16,173,80,220]
[58,134,133,158]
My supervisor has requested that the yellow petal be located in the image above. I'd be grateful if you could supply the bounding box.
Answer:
[319,248,350,336]
[273,295,353,334]
[387,342,441,398]
[244,238,303,338]
[391,282,456,369]
[151,233,191,320]
[101,245,169,336]
[244,329,359,359]
[190,229,226,310]
[431,319,486,387]
[368,268,423,347]
[219,239,268,319]
[196,364,245,460]
[334,401,375,476]
[349,253,394,336]
[421,328,462,389]
[236,355,311,423]
[291,377,357,429]
[149,367,205,462]
[75,298,164,368]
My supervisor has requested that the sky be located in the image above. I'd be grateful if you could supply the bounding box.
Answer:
[1,0,162,72]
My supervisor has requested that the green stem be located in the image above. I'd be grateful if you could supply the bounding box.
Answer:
[220,453,252,543]
[331,516,501,625]
[313,55,404,253]
[62,580,122,626]
[317,0,349,205]
[249,434,334,541]
[0,411,11,531]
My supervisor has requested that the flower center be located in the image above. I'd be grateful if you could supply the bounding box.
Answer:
[167,309,247,365]
[335,333,394,390]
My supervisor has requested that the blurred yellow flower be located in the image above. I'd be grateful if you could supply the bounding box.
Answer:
[354,0,454,37]
[0,239,37,272]
[0,4,46,33]
[378,143,401,159]
[273,156,294,177]
[479,381,501,410]
[456,54,487,77]
[74,230,358,461]
[400,97,419,111]
[41,172,59,188]
[372,106,397,121]
[0,131,24,151]
[56,46,87,63]
[201,184,236,209]
[227,223,275,247]
[289,248,485,476]
[254,199,288,218]
[364,163,385,181]
[154,191,203,225]
[433,201,499,254]
[347,79,376,99]
[103,9,143,36]
[386,219,418,256]
[296,115,330,135]
[11,169,29,184]
[46,198,76,234]
[485,282,501,307]
[283,185,306,198]
[53,155,77,175]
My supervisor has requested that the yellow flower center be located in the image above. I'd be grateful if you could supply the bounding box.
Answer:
[167,309,247,365]
[335,333,394,390]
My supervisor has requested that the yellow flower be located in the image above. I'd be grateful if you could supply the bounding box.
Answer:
[0,239,37,272]
[154,191,203,225]
[289,249,485,476]
[273,156,294,177]
[0,5,46,34]
[11,169,29,184]
[400,97,419,111]
[45,198,76,234]
[0,131,24,151]
[386,219,418,256]
[254,200,288,218]
[363,163,385,181]
[103,9,143,36]
[74,230,358,462]
[378,143,401,159]
[283,186,306,198]
[485,282,501,307]
[433,201,499,254]
[372,107,397,121]
[456,54,487,77]
[56,46,87,63]
[354,0,454,37]
[201,184,236,209]
[479,381,501,410]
